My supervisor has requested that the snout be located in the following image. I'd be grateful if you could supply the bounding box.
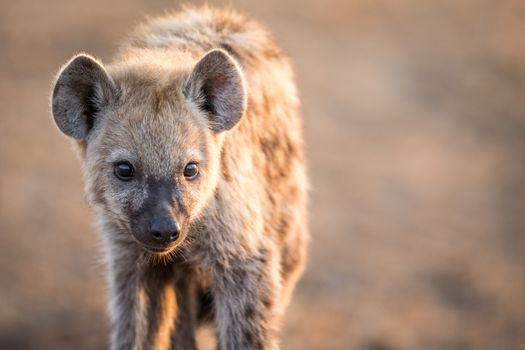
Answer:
[129,181,186,253]
[149,217,180,243]
[133,216,182,252]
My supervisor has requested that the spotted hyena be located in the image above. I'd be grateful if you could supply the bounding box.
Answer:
[50,6,308,350]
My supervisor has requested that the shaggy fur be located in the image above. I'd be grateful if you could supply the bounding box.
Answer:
[51,6,308,350]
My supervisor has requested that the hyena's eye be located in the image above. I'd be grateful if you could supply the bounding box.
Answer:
[114,161,135,181]
[183,162,199,179]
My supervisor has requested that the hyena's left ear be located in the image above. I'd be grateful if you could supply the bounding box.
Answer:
[51,54,117,140]
[184,49,247,133]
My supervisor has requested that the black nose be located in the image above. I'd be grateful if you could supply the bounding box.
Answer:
[149,217,180,243]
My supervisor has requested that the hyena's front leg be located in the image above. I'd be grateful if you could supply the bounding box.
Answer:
[107,246,195,350]
[170,268,198,350]
[213,248,282,350]
[106,247,141,350]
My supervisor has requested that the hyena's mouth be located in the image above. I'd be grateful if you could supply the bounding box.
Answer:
[129,232,182,255]
[140,243,182,264]
[142,245,171,254]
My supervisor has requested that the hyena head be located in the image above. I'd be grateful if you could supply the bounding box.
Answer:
[51,49,246,254]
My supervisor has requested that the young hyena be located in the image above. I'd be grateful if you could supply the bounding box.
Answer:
[50,6,308,350]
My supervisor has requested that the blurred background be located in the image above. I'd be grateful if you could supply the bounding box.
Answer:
[1,0,525,349]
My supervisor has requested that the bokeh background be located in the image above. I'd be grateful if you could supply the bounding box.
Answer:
[1,0,525,349]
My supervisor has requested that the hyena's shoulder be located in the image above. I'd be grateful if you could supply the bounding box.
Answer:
[123,6,284,68]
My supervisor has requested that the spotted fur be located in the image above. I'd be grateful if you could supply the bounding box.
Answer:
[51,6,308,350]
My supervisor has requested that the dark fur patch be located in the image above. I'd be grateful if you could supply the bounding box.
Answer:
[197,290,215,323]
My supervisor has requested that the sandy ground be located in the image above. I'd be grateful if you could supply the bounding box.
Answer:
[1,0,525,349]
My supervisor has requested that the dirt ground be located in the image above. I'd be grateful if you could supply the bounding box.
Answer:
[1,0,525,349]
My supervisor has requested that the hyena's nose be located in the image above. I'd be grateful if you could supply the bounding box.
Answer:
[149,217,180,243]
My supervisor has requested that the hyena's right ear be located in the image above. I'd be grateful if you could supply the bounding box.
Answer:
[51,54,116,139]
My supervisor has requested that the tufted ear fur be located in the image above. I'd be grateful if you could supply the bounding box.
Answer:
[51,54,116,140]
[183,49,247,133]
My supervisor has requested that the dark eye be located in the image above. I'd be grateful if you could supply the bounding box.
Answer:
[184,162,199,179]
[114,161,134,181]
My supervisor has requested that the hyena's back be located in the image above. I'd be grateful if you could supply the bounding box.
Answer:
[123,6,308,298]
